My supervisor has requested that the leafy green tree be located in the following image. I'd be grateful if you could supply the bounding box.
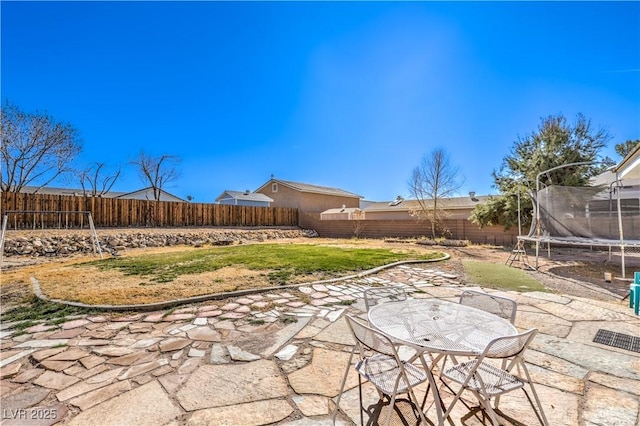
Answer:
[615,139,639,158]
[471,113,613,230]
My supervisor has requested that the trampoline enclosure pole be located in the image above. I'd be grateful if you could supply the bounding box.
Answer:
[615,177,626,278]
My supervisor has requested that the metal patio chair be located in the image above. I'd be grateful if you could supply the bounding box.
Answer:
[363,286,408,311]
[459,289,517,324]
[332,315,431,426]
[439,289,519,373]
[363,285,426,363]
[441,328,549,426]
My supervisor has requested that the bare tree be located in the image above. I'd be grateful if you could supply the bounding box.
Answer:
[79,162,122,197]
[408,148,464,238]
[1,100,82,193]
[130,151,180,201]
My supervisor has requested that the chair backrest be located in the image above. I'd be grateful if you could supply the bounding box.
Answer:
[482,328,537,359]
[364,286,408,311]
[345,315,397,358]
[459,290,517,324]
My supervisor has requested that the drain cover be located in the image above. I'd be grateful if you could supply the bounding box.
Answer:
[593,329,640,353]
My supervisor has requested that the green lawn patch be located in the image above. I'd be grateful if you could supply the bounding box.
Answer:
[1,296,98,325]
[82,244,444,285]
[462,260,547,292]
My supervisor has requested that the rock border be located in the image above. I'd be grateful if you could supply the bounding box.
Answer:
[30,254,451,312]
[2,228,318,258]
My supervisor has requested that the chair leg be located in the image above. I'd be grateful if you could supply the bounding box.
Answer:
[418,354,448,425]
[359,375,364,426]
[442,378,468,422]
[331,348,355,424]
[405,376,429,425]
[493,358,509,410]
[384,394,396,426]
[519,364,550,426]
[470,389,500,426]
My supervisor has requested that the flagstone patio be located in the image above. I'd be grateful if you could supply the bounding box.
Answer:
[1,264,638,425]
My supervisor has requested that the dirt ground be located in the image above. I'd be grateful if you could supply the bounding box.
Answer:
[446,244,638,300]
[1,238,636,311]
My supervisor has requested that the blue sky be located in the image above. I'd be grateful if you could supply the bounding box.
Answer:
[2,1,639,203]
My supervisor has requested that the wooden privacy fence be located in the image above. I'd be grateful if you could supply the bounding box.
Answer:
[0,193,299,228]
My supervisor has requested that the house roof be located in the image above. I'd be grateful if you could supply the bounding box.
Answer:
[216,190,274,203]
[591,145,640,186]
[256,179,363,199]
[363,195,490,212]
[116,187,186,201]
[613,143,640,180]
[321,207,362,215]
[18,185,185,201]
[19,186,126,198]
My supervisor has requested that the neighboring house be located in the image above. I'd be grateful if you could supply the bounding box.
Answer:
[215,190,273,207]
[360,194,490,221]
[17,186,185,202]
[589,144,639,189]
[117,187,185,202]
[17,185,126,198]
[314,192,515,244]
[320,206,364,220]
[586,146,640,218]
[254,178,362,213]
[359,200,376,210]
[614,143,640,181]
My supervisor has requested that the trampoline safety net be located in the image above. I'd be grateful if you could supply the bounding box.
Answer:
[531,184,640,243]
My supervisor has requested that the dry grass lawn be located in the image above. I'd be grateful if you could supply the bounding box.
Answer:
[1,238,444,306]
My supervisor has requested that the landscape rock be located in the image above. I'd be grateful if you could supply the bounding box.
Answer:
[3,228,317,258]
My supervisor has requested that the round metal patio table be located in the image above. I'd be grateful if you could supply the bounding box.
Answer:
[367,298,518,425]
[368,298,518,356]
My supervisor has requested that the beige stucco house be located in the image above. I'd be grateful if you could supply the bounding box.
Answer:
[254,178,362,213]
[320,206,364,220]
[313,192,517,244]
[361,195,490,221]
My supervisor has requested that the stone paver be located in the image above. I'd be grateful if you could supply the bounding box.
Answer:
[92,346,134,357]
[48,348,90,361]
[33,370,81,390]
[1,387,50,411]
[158,337,191,352]
[289,348,359,397]
[69,380,132,410]
[14,339,68,349]
[118,359,169,380]
[61,319,90,330]
[56,367,124,401]
[186,399,294,425]
[66,381,181,426]
[186,326,221,342]
[1,263,638,425]
[78,355,105,369]
[582,384,639,426]
[0,362,22,378]
[176,360,289,411]
[40,360,76,372]
[227,345,261,361]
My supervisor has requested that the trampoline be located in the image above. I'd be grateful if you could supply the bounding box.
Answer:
[521,156,640,279]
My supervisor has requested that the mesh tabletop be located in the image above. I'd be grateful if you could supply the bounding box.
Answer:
[368,299,518,356]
